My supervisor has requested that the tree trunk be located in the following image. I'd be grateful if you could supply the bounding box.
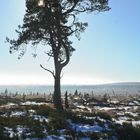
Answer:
[53,64,63,110]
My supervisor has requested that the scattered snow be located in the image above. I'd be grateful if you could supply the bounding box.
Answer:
[113,116,130,125]
[95,106,133,111]
[132,106,139,110]
[117,112,125,116]
[73,102,79,106]
[4,127,14,138]
[104,123,111,131]
[73,97,79,100]
[114,116,129,125]
[21,101,48,106]
[114,120,128,125]
[7,103,16,106]
[32,115,49,122]
[133,101,140,105]
[77,105,86,109]
[132,121,140,126]
[46,136,66,140]
[118,116,129,121]
[28,109,36,113]
[128,103,135,106]
[0,103,17,108]
[0,113,8,117]
[118,107,131,110]
[16,125,29,138]
[111,100,119,104]
[25,136,67,140]
[84,116,96,120]
[4,126,30,138]
[97,107,116,111]
[96,116,106,122]
[10,111,26,117]
[69,121,103,133]
[125,112,138,117]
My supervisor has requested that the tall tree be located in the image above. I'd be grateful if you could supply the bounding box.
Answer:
[7,0,110,110]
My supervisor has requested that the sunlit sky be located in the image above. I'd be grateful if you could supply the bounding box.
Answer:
[0,0,140,85]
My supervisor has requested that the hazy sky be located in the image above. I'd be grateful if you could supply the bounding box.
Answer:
[0,0,140,85]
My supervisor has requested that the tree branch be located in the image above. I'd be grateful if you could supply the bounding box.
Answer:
[40,64,55,78]
[63,0,79,15]
[60,42,70,68]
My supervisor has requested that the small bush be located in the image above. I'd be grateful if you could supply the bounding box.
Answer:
[36,105,53,117]
[97,111,112,120]
[48,111,68,130]
[116,123,140,140]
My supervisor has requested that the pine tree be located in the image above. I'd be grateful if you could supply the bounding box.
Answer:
[7,0,110,110]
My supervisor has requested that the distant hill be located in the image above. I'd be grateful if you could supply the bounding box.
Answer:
[107,82,140,86]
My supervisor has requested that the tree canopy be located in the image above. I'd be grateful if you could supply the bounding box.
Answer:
[7,0,110,62]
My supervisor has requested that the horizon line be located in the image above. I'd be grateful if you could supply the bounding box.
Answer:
[0,81,140,86]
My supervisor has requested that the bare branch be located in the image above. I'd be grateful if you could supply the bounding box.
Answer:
[40,64,55,78]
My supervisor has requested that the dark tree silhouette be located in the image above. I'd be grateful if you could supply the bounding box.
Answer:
[65,91,69,109]
[6,0,110,110]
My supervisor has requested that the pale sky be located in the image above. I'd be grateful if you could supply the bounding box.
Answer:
[0,0,140,85]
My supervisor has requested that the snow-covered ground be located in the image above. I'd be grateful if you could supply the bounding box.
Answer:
[0,95,140,140]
